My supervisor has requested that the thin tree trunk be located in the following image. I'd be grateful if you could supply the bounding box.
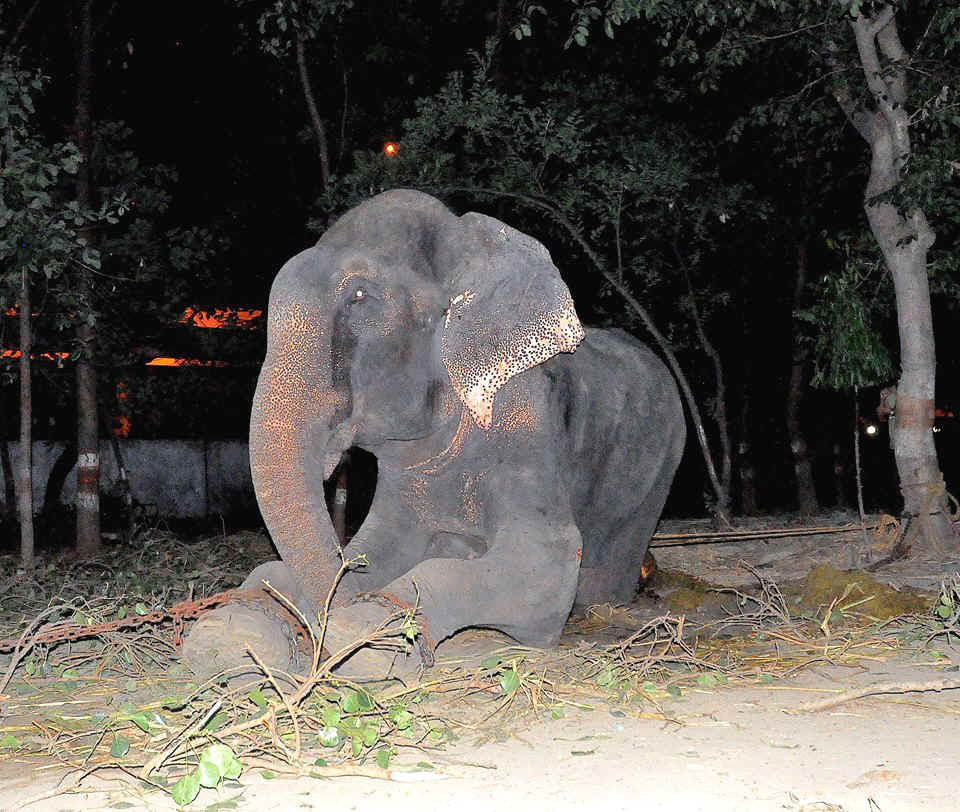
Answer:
[18,270,34,568]
[74,0,100,555]
[836,7,953,551]
[786,242,819,515]
[738,395,758,516]
[295,32,330,188]
[677,245,732,509]
[0,388,16,523]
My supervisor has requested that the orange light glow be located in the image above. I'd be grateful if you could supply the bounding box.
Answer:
[0,350,70,362]
[179,307,263,329]
[383,141,398,157]
[146,357,229,367]
[113,414,132,438]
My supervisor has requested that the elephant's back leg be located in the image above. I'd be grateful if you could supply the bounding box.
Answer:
[573,441,680,608]
[547,329,685,608]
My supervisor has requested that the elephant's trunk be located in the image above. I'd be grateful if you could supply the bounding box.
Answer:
[249,297,344,617]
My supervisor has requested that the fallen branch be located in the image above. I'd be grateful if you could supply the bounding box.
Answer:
[790,678,960,713]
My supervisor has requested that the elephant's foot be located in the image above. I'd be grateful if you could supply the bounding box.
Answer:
[181,602,307,682]
[321,598,430,682]
[181,562,314,682]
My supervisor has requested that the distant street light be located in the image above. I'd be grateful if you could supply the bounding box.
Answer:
[865,423,878,437]
[383,141,398,157]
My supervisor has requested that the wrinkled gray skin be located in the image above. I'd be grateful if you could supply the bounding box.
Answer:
[213,190,684,677]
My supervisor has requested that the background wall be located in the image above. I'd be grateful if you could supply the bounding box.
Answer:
[3,441,256,519]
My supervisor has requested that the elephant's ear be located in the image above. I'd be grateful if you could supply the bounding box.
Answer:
[441,212,585,430]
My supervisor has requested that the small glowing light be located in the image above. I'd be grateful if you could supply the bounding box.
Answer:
[383,141,398,157]
[865,424,878,436]
[933,426,942,433]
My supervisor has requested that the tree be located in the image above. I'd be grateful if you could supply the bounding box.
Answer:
[248,0,356,188]
[0,55,92,564]
[834,4,958,550]
[73,0,100,555]
[538,0,958,543]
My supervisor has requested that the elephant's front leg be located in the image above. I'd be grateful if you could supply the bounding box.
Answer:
[332,465,446,602]
[323,468,583,677]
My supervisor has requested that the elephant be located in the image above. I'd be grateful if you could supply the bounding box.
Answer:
[183,189,684,680]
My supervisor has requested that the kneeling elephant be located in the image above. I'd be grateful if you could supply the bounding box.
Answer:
[184,189,685,679]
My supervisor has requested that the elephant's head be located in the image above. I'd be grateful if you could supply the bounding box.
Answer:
[249,190,584,607]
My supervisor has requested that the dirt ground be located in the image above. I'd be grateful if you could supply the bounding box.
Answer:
[1,512,959,812]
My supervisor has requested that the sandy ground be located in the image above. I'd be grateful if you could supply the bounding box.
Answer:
[2,644,957,811]
[2,514,958,811]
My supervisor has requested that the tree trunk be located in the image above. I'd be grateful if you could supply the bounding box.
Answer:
[17,271,34,567]
[738,395,758,516]
[74,0,100,555]
[295,32,330,188]
[837,7,953,551]
[0,388,16,524]
[678,247,732,509]
[786,242,819,515]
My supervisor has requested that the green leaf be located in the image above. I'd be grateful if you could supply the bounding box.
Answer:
[314,758,328,767]
[319,726,341,747]
[595,667,616,688]
[133,602,148,616]
[170,772,200,806]
[322,704,341,727]
[203,743,241,780]
[696,674,718,689]
[341,689,374,713]
[260,770,276,779]
[376,748,390,769]
[247,688,268,710]
[499,668,520,694]
[351,736,363,757]
[388,707,412,730]
[127,712,150,732]
[401,616,419,640]
[0,734,23,750]
[201,712,228,732]
[197,758,222,789]
[481,655,501,669]
[360,724,379,747]
[936,604,953,619]
[666,685,682,698]
[222,757,242,781]
[110,735,131,757]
